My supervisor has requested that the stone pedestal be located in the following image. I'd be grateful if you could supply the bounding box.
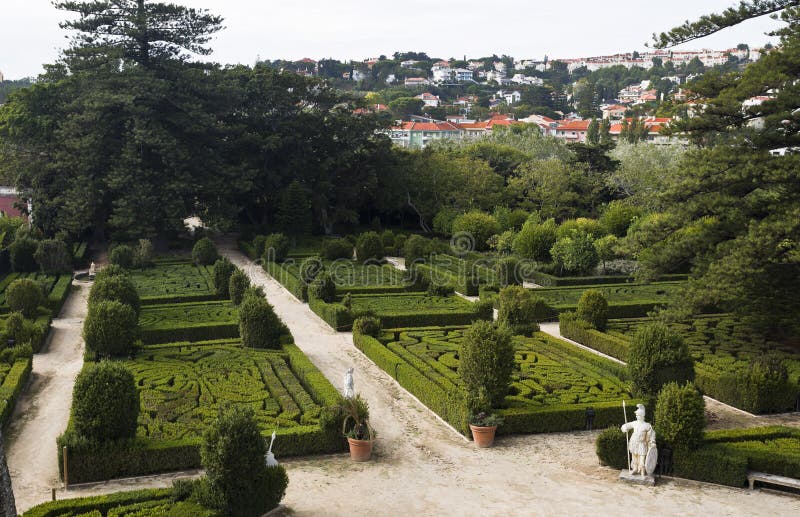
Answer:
[619,470,656,486]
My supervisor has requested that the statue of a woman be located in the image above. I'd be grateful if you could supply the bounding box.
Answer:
[343,368,355,399]
[621,404,657,476]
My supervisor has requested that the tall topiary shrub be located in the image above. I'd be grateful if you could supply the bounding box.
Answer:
[228,269,250,306]
[9,236,38,272]
[34,239,72,274]
[496,286,547,336]
[94,263,126,282]
[309,272,336,303]
[83,300,139,357]
[213,258,236,298]
[628,322,694,396]
[201,404,288,517]
[576,289,609,330]
[654,381,705,451]
[72,361,139,442]
[88,275,141,316]
[495,256,521,286]
[261,233,290,263]
[6,278,43,318]
[192,238,219,265]
[355,231,384,262]
[109,244,135,269]
[459,321,514,409]
[239,295,285,349]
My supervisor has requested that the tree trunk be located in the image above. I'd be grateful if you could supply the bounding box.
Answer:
[0,430,17,517]
[406,193,430,233]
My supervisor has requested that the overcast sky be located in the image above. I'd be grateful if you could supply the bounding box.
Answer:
[0,0,785,79]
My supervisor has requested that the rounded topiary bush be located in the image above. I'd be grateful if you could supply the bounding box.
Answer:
[4,311,27,345]
[94,263,127,282]
[109,244,135,269]
[512,218,558,261]
[83,300,139,357]
[380,230,395,247]
[596,427,629,469]
[252,235,268,257]
[496,285,548,336]
[451,211,501,252]
[628,322,694,396]
[261,233,290,263]
[6,278,43,318]
[34,239,72,274]
[72,361,139,442]
[352,316,381,337]
[402,234,429,265]
[201,404,288,517]
[654,381,705,451]
[459,321,514,408]
[495,256,521,287]
[320,238,353,260]
[309,272,336,303]
[192,237,219,266]
[88,275,141,316]
[355,231,384,263]
[239,295,285,349]
[576,289,609,330]
[9,236,39,272]
[228,269,250,306]
[213,258,236,298]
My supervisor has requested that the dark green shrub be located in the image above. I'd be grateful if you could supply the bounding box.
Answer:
[403,234,429,265]
[512,218,558,261]
[600,201,642,237]
[495,257,521,286]
[34,239,72,274]
[309,272,336,303]
[133,238,154,269]
[628,322,694,396]
[262,233,289,263]
[655,381,705,451]
[496,286,547,336]
[252,235,267,257]
[459,321,514,408]
[213,258,236,298]
[7,278,43,318]
[9,236,38,272]
[228,269,250,306]
[433,207,460,235]
[716,354,798,413]
[200,404,288,517]
[72,361,139,442]
[192,238,219,266]
[83,300,139,357]
[451,211,501,251]
[596,427,629,469]
[576,289,609,330]
[380,230,395,247]
[238,295,285,349]
[427,283,455,297]
[109,244,135,269]
[320,238,353,260]
[394,234,407,254]
[556,218,605,239]
[94,263,126,282]
[88,275,141,316]
[341,292,352,310]
[352,316,381,337]
[299,256,324,284]
[550,231,599,276]
[355,231,384,262]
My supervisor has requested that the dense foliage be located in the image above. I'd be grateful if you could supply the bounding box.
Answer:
[6,278,43,318]
[83,300,139,356]
[654,381,706,451]
[628,322,694,396]
[88,275,141,316]
[459,321,515,410]
[238,294,285,348]
[576,289,609,330]
[496,286,546,335]
[72,361,139,442]
[212,258,236,298]
[192,238,219,266]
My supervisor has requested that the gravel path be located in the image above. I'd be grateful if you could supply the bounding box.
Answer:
[5,280,89,513]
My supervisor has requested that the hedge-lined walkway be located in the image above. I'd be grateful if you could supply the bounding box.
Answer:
[218,241,799,516]
[6,279,89,512]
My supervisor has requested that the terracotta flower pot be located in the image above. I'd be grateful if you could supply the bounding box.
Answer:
[470,424,498,448]
[347,437,373,461]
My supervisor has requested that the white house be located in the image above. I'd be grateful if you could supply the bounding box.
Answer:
[454,68,474,82]
[416,92,441,107]
[400,60,419,69]
[404,77,430,87]
[497,90,521,105]
[351,69,367,82]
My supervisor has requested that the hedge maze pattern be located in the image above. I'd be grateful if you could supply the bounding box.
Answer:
[127,261,216,302]
[138,301,238,331]
[349,293,478,316]
[124,341,323,441]
[533,281,683,308]
[379,328,631,408]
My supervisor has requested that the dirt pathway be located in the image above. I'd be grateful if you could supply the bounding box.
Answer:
[220,244,800,516]
[5,280,89,513]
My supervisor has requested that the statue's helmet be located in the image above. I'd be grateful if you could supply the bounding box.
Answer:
[635,404,646,418]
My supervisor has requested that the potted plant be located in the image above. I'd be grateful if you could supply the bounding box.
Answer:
[341,395,375,461]
[469,412,504,448]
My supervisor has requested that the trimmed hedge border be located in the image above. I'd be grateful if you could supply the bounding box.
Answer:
[526,270,688,287]
[58,344,345,484]
[264,261,308,302]
[559,313,630,361]
[46,274,72,315]
[413,263,479,296]
[308,295,353,331]
[0,357,32,427]
[23,488,173,517]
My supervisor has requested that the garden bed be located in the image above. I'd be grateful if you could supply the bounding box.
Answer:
[59,340,344,483]
[138,300,239,344]
[354,326,637,435]
[127,260,220,305]
[532,281,684,319]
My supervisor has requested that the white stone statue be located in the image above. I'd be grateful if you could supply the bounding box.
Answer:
[621,404,657,476]
[265,430,279,467]
[88,262,96,279]
[343,367,355,399]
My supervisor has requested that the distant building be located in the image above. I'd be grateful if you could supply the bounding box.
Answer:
[400,60,419,69]
[554,119,592,143]
[404,77,430,87]
[0,187,25,218]
[384,121,463,148]
[601,104,628,120]
[416,92,441,107]
[454,69,474,82]
[608,117,676,144]
[519,114,559,136]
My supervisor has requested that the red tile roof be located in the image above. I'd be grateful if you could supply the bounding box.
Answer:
[556,120,591,131]
[394,121,462,131]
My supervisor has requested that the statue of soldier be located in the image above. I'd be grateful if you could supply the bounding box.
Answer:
[621,404,657,476]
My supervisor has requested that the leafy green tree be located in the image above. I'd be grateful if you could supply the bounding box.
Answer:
[83,300,139,356]
[276,180,312,237]
[34,239,73,274]
[89,275,141,316]
[451,211,501,251]
[550,232,599,275]
[496,286,547,335]
[586,118,600,146]
[576,289,609,330]
[72,361,139,442]
[388,96,424,118]
[6,279,43,318]
[192,238,219,265]
[599,201,642,237]
[512,218,558,261]
[239,294,285,349]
